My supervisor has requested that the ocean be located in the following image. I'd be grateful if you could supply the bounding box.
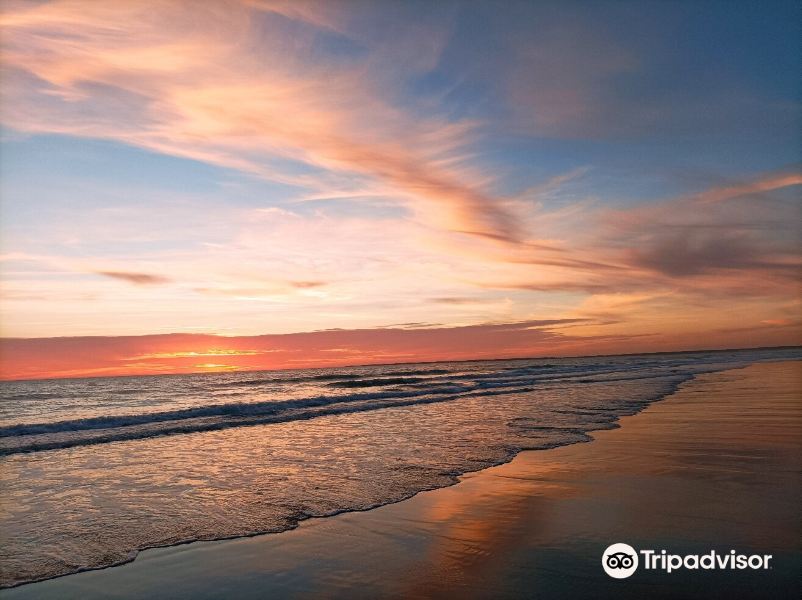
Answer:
[1,347,799,588]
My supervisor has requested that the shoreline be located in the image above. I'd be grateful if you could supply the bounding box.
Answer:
[2,360,800,598]
[0,361,702,588]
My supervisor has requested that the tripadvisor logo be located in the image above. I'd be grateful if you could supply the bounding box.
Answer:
[602,543,772,579]
[603,543,638,579]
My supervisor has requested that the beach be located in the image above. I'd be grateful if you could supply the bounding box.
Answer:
[3,1,800,597]
[3,359,799,599]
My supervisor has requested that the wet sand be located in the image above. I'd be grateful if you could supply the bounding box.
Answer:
[3,360,800,599]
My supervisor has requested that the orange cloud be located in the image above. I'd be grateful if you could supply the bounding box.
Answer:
[2,316,799,381]
[0,0,521,242]
[129,349,271,359]
[0,319,582,380]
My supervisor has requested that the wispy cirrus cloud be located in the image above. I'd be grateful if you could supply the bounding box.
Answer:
[96,271,172,285]
[692,170,802,205]
[465,169,802,347]
[0,0,521,242]
[603,169,802,286]
[479,168,802,293]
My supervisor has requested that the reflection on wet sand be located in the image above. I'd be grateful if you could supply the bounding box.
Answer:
[4,361,800,599]
[393,361,801,599]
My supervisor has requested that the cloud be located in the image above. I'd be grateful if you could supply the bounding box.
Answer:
[466,168,802,348]
[627,234,742,279]
[693,171,802,204]
[6,313,796,381]
[604,170,802,284]
[1,1,799,355]
[96,271,172,285]
[0,0,521,242]
[129,349,271,359]
[0,318,602,380]
[290,281,327,289]
[429,297,477,305]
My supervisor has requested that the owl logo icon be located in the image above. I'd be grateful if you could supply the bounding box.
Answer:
[602,543,639,578]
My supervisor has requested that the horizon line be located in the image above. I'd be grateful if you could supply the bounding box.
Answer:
[2,343,799,384]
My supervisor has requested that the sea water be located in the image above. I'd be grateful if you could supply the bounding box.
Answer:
[1,347,799,587]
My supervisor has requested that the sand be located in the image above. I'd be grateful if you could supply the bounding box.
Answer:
[2,360,800,599]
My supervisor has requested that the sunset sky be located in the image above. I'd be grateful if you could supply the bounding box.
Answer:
[1,0,800,380]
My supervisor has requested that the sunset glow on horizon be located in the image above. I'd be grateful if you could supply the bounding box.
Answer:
[1,0,800,380]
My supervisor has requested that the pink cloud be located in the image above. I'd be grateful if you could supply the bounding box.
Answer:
[0,0,521,242]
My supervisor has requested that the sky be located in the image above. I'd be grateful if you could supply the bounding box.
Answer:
[0,0,800,380]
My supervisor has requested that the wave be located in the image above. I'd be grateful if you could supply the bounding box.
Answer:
[0,371,693,456]
[214,368,453,388]
[3,349,797,458]
[0,365,680,440]
[1,356,757,456]
[326,376,429,388]
[0,385,518,455]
